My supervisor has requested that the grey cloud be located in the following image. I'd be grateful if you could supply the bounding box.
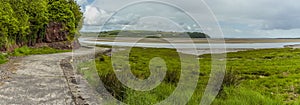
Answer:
[85,1,205,31]
[78,0,300,38]
[205,0,300,30]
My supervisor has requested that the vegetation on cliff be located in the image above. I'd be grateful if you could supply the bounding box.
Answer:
[0,0,83,51]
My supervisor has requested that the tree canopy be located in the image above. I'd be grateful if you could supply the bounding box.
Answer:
[0,0,82,51]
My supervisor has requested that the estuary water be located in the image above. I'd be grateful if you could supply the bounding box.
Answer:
[79,38,300,49]
[79,38,300,55]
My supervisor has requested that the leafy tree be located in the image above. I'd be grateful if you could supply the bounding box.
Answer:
[8,0,30,45]
[0,1,19,49]
[25,0,49,44]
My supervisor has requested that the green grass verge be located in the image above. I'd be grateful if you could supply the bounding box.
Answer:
[0,53,8,64]
[11,46,71,56]
[0,46,71,64]
[78,47,300,105]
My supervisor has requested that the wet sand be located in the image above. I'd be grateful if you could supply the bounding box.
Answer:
[89,37,300,43]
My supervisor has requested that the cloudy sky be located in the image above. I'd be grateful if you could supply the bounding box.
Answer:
[76,0,300,38]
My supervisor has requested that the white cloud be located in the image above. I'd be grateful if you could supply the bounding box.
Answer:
[83,5,111,25]
[77,0,300,38]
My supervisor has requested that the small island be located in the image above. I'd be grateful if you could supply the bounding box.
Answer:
[99,30,210,38]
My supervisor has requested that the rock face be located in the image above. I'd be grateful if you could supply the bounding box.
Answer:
[43,22,80,50]
[45,22,69,43]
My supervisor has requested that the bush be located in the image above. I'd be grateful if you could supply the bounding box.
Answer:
[12,46,31,56]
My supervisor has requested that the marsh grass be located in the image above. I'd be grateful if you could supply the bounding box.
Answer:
[78,47,300,105]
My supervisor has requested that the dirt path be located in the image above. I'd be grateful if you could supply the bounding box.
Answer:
[0,47,110,105]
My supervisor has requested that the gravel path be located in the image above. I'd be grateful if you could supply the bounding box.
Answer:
[0,47,110,105]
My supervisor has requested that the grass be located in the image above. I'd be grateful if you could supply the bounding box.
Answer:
[0,53,8,64]
[78,47,300,105]
[0,46,71,64]
[213,87,283,105]
[11,46,71,56]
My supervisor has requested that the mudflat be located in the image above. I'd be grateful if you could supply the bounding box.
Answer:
[90,37,300,43]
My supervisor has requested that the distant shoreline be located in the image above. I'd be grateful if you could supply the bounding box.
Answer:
[284,44,300,48]
[83,37,300,43]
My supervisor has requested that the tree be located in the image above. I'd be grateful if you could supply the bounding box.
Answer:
[26,0,49,44]
[8,0,31,45]
[0,0,19,49]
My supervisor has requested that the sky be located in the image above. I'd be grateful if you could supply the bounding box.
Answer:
[76,0,300,38]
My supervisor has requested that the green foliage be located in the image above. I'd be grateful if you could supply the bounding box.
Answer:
[0,46,70,64]
[0,0,19,48]
[12,46,71,56]
[0,0,82,50]
[25,0,49,44]
[0,53,8,64]
[48,0,83,39]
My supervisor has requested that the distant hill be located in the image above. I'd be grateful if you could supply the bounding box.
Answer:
[98,30,210,38]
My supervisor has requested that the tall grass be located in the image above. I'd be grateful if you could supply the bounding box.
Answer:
[0,46,71,64]
[77,47,300,105]
[213,87,283,105]
[0,53,8,64]
[11,46,71,56]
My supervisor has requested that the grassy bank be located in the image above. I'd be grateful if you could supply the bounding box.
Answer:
[78,47,300,105]
[0,53,8,64]
[0,46,71,64]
